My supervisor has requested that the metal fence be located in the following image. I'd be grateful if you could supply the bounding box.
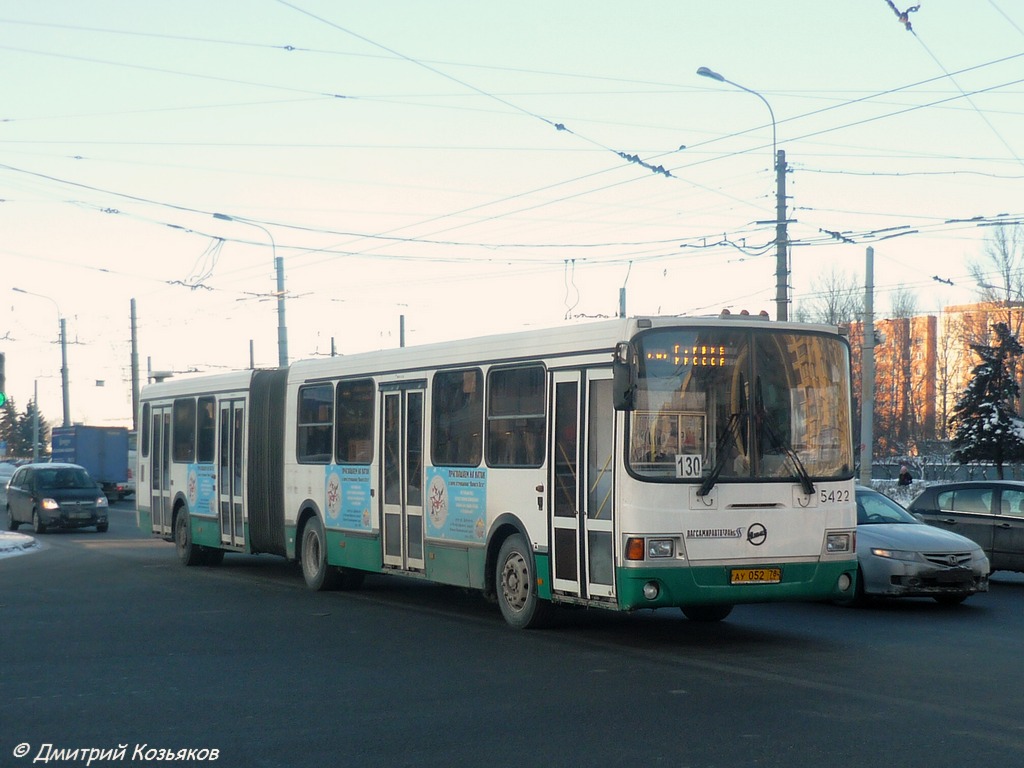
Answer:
[873,462,1024,482]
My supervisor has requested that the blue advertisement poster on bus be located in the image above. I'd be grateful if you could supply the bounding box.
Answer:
[187,464,217,517]
[325,465,373,531]
[425,467,487,542]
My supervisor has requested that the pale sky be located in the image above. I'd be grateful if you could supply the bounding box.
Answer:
[2,1,1022,431]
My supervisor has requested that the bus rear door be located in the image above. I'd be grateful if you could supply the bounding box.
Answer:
[149,405,172,537]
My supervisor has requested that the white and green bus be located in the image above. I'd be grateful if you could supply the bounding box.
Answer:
[137,314,858,627]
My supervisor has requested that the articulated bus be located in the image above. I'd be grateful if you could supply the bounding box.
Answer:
[137,315,858,627]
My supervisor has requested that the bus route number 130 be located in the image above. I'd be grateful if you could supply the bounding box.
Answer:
[676,454,702,479]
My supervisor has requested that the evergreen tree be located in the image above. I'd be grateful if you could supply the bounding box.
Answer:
[0,398,50,460]
[949,322,1024,478]
[18,399,50,460]
[0,398,19,459]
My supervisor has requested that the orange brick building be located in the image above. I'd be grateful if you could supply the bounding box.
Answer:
[848,301,1024,457]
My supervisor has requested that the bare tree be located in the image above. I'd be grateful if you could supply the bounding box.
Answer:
[936,311,966,440]
[889,284,918,319]
[969,224,1024,312]
[795,267,862,325]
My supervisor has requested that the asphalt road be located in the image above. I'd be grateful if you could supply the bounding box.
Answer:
[2,500,1022,768]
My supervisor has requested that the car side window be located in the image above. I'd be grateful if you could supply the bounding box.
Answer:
[936,490,954,511]
[952,488,991,515]
[1000,488,1024,518]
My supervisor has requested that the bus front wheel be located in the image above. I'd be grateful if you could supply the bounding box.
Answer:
[301,516,339,591]
[496,534,550,629]
[681,604,733,622]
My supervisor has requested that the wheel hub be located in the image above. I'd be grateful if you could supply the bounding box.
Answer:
[501,553,529,611]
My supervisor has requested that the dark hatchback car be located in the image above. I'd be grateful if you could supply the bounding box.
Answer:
[5,462,109,533]
[907,481,1024,574]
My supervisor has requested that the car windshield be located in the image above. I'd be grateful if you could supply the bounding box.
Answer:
[857,490,919,525]
[35,467,94,490]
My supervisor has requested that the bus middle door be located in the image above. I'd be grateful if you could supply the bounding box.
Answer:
[381,384,426,572]
[218,399,245,548]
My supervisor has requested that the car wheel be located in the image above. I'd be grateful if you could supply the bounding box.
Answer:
[32,511,47,534]
[5,506,18,532]
[96,522,109,533]
[934,593,968,606]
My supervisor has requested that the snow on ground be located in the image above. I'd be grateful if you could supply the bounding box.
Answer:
[0,531,40,559]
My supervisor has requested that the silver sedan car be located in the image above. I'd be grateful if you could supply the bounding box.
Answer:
[847,487,989,606]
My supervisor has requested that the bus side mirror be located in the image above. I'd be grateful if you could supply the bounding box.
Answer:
[612,342,637,411]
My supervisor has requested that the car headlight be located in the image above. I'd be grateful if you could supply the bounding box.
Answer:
[871,547,917,562]
[41,498,60,511]
[96,495,109,508]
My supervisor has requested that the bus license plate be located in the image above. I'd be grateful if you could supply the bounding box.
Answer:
[730,567,782,584]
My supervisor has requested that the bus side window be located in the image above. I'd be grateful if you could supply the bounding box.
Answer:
[486,365,545,468]
[197,396,216,463]
[432,369,483,466]
[336,379,375,464]
[172,398,196,463]
[297,383,333,464]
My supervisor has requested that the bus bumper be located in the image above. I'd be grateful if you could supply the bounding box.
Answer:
[616,560,858,611]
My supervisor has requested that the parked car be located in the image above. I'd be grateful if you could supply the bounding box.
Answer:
[5,462,109,533]
[844,487,989,605]
[0,462,17,511]
[907,480,1024,574]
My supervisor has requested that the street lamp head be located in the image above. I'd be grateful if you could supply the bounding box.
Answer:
[212,212,233,222]
[696,66,724,82]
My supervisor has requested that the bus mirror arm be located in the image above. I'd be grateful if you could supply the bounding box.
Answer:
[612,342,637,411]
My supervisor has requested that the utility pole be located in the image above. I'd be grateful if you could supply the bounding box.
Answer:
[130,299,139,433]
[775,149,789,322]
[860,246,875,485]
[59,317,70,427]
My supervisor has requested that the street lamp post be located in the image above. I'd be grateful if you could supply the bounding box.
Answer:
[11,287,71,427]
[697,67,789,321]
[213,213,289,368]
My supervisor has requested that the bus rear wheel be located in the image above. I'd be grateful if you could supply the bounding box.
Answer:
[496,534,550,629]
[301,516,339,591]
[175,509,204,566]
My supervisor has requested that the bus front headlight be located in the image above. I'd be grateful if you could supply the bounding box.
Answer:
[825,532,852,553]
[647,539,674,559]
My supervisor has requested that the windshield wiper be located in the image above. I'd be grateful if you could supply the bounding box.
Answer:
[698,410,745,497]
[757,408,815,496]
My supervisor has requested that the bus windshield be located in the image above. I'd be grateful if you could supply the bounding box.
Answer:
[627,327,853,485]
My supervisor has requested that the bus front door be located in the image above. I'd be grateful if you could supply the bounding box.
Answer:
[218,399,245,548]
[149,406,172,537]
[381,388,425,571]
[551,371,616,601]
